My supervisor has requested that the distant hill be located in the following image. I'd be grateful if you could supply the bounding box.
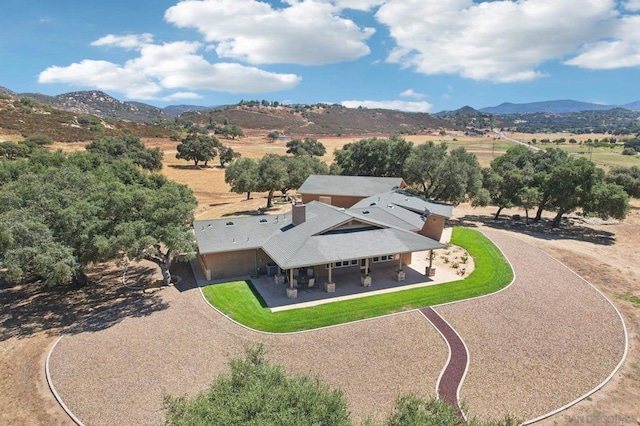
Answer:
[480,99,638,114]
[17,90,170,123]
[0,91,174,142]
[495,108,640,134]
[434,106,495,129]
[162,104,217,116]
[178,103,454,136]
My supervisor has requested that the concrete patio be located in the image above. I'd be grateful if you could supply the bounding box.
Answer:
[193,250,464,311]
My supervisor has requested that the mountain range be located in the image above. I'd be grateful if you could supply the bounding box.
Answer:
[478,99,640,114]
[3,86,640,123]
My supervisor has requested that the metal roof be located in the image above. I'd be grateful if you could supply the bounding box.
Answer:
[297,175,404,197]
[352,190,454,218]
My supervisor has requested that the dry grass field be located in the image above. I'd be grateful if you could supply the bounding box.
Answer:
[1,131,639,424]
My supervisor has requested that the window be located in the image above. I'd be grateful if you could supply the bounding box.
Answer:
[372,254,397,263]
[325,260,358,269]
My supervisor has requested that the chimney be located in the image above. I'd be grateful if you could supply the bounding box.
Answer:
[292,202,306,226]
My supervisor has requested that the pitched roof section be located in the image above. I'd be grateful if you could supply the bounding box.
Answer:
[194,214,291,254]
[297,175,404,197]
[194,199,447,269]
[353,190,454,218]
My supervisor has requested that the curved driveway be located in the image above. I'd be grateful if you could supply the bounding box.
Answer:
[48,230,626,424]
[435,231,626,421]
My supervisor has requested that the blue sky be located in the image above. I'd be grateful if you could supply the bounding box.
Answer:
[2,0,640,112]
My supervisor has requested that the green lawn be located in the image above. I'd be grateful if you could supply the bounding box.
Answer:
[201,228,513,332]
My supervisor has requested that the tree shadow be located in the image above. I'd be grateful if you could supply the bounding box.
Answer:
[172,260,198,293]
[451,214,616,246]
[0,264,170,342]
[168,164,214,170]
[222,209,265,217]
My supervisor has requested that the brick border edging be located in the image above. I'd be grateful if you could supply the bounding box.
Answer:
[420,307,470,420]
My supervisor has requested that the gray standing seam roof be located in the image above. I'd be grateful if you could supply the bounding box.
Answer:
[297,175,404,197]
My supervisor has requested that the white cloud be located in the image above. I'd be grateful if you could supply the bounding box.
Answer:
[564,15,640,69]
[164,0,375,65]
[38,59,164,99]
[332,0,385,11]
[341,99,433,112]
[623,0,640,12]
[39,39,302,100]
[91,33,154,50]
[161,92,203,101]
[399,89,425,99]
[376,0,620,82]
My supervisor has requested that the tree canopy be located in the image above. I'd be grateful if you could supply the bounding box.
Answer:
[164,345,350,426]
[606,165,640,198]
[480,146,630,226]
[0,150,196,286]
[286,137,326,157]
[225,157,259,200]
[225,154,328,207]
[86,135,163,171]
[333,136,413,177]
[164,345,517,426]
[176,133,220,167]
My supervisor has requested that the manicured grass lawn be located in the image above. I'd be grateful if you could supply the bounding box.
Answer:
[202,228,513,332]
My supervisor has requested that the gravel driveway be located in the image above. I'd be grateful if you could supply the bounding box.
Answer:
[48,276,447,425]
[436,230,626,422]
[48,230,626,424]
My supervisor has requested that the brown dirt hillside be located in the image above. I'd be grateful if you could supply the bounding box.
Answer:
[0,95,174,142]
[180,104,455,136]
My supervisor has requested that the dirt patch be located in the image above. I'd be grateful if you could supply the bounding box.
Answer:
[0,262,168,425]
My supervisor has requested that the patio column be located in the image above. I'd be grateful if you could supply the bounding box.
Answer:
[328,263,332,283]
[428,250,433,270]
[364,258,369,274]
[289,268,294,289]
[398,255,403,270]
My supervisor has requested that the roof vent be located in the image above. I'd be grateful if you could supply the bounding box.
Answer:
[362,210,370,214]
[260,218,268,223]
[226,221,234,226]
[207,224,212,228]
[369,202,377,206]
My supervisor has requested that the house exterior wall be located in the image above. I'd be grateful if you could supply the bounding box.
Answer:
[200,248,272,280]
[419,214,446,241]
[300,193,364,208]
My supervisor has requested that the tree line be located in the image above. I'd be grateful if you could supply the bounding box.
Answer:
[327,137,633,227]
[225,138,328,208]
[0,135,196,287]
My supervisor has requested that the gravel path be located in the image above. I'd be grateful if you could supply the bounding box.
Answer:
[435,230,626,422]
[48,275,447,425]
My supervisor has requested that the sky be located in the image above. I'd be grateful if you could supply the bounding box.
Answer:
[2,0,640,113]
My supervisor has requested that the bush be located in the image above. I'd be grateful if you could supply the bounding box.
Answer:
[164,345,351,426]
[622,147,637,156]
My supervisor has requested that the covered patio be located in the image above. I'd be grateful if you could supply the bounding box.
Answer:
[252,250,464,310]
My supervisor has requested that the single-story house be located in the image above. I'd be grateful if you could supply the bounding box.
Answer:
[194,197,450,297]
[297,175,406,208]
